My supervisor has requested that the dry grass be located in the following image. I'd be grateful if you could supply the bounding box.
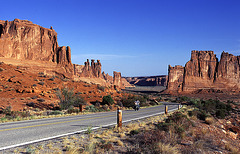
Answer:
[225,143,240,154]
[155,142,179,154]
[205,117,215,125]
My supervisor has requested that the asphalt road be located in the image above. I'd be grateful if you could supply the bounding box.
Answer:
[0,103,179,150]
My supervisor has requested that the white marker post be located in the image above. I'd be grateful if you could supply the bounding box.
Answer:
[117,107,122,128]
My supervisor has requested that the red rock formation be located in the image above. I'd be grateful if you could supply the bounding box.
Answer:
[74,59,102,78]
[167,65,184,92]
[0,19,130,88]
[183,50,218,92]
[113,71,122,88]
[102,71,113,84]
[167,50,240,93]
[216,52,240,90]
[0,19,72,66]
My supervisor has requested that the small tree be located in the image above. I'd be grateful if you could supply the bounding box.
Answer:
[56,87,86,110]
[102,95,114,105]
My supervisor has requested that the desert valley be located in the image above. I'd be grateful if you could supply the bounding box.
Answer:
[0,19,240,153]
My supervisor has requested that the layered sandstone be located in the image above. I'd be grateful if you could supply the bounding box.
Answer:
[183,50,218,91]
[167,65,184,92]
[0,19,73,77]
[74,59,102,78]
[216,52,240,89]
[0,19,129,88]
[0,19,71,66]
[167,50,240,93]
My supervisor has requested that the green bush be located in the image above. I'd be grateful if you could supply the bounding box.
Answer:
[216,109,226,119]
[49,110,63,115]
[85,105,99,112]
[121,94,147,108]
[102,95,114,105]
[97,85,105,92]
[56,87,86,110]
[190,99,232,119]
[157,112,192,137]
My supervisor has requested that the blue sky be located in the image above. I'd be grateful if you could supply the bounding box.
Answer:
[1,0,240,76]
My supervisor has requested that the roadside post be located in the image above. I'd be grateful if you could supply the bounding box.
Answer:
[79,104,83,112]
[165,105,168,114]
[117,107,122,128]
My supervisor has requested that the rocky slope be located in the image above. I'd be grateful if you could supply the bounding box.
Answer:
[167,50,240,93]
[0,19,129,88]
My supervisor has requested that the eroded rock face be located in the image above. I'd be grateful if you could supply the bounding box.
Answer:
[113,71,122,88]
[0,19,72,66]
[74,59,102,78]
[167,50,240,93]
[216,52,240,90]
[167,65,184,92]
[0,19,129,88]
[183,50,218,92]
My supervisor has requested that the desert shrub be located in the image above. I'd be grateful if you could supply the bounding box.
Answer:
[102,95,114,105]
[190,99,232,119]
[97,84,105,92]
[121,94,148,108]
[179,96,190,102]
[197,110,209,121]
[38,81,45,86]
[95,102,101,108]
[216,109,226,119]
[130,129,140,136]
[127,130,166,153]
[2,105,12,116]
[102,104,109,111]
[155,142,179,154]
[26,102,35,107]
[49,110,63,115]
[67,108,79,114]
[85,105,99,112]
[157,112,192,137]
[48,76,55,81]
[37,98,45,102]
[117,101,123,107]
[205,117,215,125]
[56,87,86,110]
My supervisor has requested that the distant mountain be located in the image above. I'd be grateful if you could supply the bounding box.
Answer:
[123,75,168,86]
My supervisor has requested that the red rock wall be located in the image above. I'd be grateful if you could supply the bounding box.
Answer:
[167,50,240,93]
[216,52,240,90]
[183,50,218,92]
[0,19,72,66]
[0,19,130,87]
[167,65,184,92]
[74,59,102,78]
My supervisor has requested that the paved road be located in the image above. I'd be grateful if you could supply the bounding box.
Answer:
[0,103,179,150]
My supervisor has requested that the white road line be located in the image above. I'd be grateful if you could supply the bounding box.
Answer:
[0,105,180,151]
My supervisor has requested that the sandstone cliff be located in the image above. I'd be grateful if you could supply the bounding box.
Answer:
[167,65,184,92]
[0,19,72,66]
[74,59,102,78]
[167,50,240,93]
[0,19,130,88]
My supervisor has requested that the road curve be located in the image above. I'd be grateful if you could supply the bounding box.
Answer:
[0,103,179,150]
